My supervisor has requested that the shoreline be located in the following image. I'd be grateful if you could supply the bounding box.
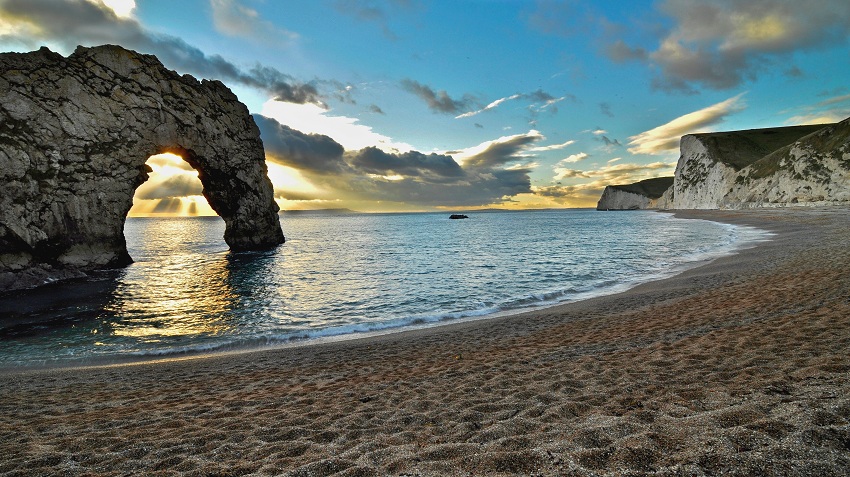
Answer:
[0,210,769,372]
[1,207,848,475]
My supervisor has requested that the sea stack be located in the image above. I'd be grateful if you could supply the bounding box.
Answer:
[0,45,284,290]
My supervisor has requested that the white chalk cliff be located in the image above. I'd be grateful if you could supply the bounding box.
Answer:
[596,177,674,210]
[598,118,850,211]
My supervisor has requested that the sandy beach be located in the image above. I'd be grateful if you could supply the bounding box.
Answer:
[1,208,848,476]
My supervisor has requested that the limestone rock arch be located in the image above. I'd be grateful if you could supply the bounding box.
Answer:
[0,45,284,290]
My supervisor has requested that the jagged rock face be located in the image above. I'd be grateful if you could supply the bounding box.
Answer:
[672,119,850,209]
[0,45,284,290]
[672,135,740,209]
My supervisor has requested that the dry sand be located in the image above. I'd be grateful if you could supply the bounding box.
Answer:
[1,208,849,476]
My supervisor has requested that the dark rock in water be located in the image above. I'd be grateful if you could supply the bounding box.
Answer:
[0,45,284,290]
[449,214,469,219]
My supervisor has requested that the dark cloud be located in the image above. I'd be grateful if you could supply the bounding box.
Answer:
[605,40,648,63]
[346,147,465,179]
[401,79,478,114]
[597,136,622,147]
[369,104,385,114]
[256,115,537,207]
[599,102,614,118]
[254,115,349,174]
[474,123,484,129]
[0,0,323,105]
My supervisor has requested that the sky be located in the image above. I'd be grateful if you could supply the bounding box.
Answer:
[1,0,849,214]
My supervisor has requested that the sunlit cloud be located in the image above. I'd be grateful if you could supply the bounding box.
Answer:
[254,115,540,210]
[451,130,544,166]
[456,94,521,119]
[783,93,850,126]
[128,153,216,217]
[627,93,746,155]
[261,100,414,152]
[606,0,850,92]
[553,153,589,180]
[97,0,134,17]
[528,139,576,152]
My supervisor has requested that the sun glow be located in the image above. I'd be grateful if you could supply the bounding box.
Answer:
[128,153,217,217]
[96,0,136,18]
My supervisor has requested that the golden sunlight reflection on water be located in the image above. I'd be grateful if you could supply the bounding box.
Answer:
[109,217,239,342]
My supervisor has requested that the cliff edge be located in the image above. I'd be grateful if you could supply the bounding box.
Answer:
[0,45,284,290]
[596,177,673,210]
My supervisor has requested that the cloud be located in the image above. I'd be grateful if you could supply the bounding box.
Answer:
[369,104,385,114]
[256,115,538,208]
[553,153,589,180]
[606,39,648,63]
[593,135,623,152]
[254,115,350,174]
[529,139,576,152]
[533,184,604,205]
[331,0,414,40]
[549,161,675,186]
[209,0,298,46]
[783,93,850,125]
[456,131,544,169]
[401,79,478,114]
[599,102,614,118]
[456,94,521,119]
[346,147,465,179]
[608,0,850,92]
[455,89,572,119]
[261,100,414,152]
[0,0,322,105]
[627,93,746,155]
[134,172,203,200]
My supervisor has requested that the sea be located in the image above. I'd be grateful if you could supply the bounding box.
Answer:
[0,209,769,367]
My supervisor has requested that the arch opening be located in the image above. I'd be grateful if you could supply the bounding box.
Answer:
[129,152,218,218]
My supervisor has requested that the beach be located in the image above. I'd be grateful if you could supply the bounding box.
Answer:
[1,208,848,476]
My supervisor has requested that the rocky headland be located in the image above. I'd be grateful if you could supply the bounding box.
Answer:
[0,45,284,290]
[595,177,673,210]
[597,118,850,210]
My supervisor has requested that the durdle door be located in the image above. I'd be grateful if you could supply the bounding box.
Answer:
[0,45,284,290]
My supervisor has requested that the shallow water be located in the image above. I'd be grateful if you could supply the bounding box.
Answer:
[0,209,768,366]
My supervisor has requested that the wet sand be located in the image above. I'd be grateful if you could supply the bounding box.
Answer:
[1,208,849,476]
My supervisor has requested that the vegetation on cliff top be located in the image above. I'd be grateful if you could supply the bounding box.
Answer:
[743,118,850,182]
[609,177,673,199]
[693,124,828,171]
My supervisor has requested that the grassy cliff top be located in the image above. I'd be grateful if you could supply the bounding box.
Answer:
[692,124,829,170]
[745,117,850,180]
[609,176,673,199]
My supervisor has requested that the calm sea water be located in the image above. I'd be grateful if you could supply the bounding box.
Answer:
[0,210,768,366]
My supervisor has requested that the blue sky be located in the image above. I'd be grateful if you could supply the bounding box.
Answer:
[2,0,849,212]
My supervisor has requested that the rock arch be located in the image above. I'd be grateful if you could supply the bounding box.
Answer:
[0,45,284,290]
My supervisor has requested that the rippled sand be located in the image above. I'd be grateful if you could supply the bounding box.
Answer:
[1,208,849,476]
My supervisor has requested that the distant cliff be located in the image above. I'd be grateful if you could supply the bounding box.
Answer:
[597,117,850,210]
[596,177,673,210]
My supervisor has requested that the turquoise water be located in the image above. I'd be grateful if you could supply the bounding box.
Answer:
[0,210,767,366]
